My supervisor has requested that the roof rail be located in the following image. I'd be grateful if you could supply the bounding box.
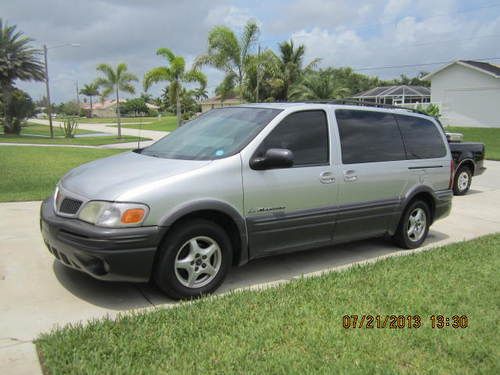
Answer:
[298,99,429,115]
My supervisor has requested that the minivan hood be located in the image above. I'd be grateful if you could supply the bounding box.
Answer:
[60,151,211,200]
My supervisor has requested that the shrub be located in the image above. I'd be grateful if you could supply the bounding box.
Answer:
[416,103,440,118]
[2,89,35,134]
[59,117,79,138]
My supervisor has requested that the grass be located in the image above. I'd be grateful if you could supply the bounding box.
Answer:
[116,115,178,132]
[0,122,148,146]
[22,122,94,136]
[447,126,500,160]
[36,234,500,374]
[0,146,122,202]
[0,134,147,146]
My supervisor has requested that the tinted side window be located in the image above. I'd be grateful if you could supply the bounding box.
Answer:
[257,110,329,166]
[336,110,406,164]
[395,115,447,159]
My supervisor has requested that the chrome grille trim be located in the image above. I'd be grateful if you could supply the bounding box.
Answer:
[54,185,88,218]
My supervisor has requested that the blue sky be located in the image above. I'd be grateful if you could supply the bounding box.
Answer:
[2,0,500,103]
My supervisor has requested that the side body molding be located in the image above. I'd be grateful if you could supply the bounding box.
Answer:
[159,199,249,265]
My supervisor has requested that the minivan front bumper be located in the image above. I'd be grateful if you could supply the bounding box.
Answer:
[40,196,167,282]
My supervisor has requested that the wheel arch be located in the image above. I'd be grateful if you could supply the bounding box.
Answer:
[400,186,438,226]
[158,200,248,266]
[456,158,475,175]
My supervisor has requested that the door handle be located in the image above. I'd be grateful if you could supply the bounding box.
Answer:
[319,171,335,184]
[343,170,358,182]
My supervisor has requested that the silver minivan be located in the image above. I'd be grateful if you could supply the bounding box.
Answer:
[41,103,453,299]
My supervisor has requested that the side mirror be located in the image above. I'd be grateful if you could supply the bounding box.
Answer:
[250,148,294,170]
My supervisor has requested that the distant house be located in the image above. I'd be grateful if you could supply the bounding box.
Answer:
[200,96,242,113]
[352,85,430,105]
[80,99,159,117]
[81,99,126,118]
[423,60,500,127]
[145,102,160,111]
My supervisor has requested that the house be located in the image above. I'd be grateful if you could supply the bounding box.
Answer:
[81,99,126,118]
[423,60,500,127]
[352,85,430,105]
[80,99,159,117]
[200,96,242,113]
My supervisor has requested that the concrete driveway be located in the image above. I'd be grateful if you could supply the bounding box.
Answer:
[1,161,499,374]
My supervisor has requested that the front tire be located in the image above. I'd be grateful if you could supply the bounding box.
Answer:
[154,219,232,300]
[393,200,430,249]
[453,166,472,195]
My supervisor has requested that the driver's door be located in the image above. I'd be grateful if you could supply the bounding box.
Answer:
[242,110,338,258]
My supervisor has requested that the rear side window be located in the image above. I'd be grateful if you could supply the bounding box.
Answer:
[395,115,447,159]
[257,110,329,166]
[336,109,406,164]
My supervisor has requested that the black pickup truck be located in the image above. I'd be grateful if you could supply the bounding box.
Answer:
[445,132,486,195]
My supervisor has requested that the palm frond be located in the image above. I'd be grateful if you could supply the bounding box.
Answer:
[143,66,172,91]
[156,47,176,63]
[96,63,116,83]
[240,20,259,61]
[119,82,136,94]
[184,69,207,89]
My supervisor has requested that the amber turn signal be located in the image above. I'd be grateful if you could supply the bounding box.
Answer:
[121,208,145,224]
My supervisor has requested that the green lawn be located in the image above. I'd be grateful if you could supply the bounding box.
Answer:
[37,234,499,374]
[0,134,147,146]
[0,146,122,202]
[447,126,500,160]
[22,122,94,136]
[116,115,178,132]
[0,122,148,146]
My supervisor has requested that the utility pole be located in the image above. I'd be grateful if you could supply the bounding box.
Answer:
[43,44,54,138]
[256,44,261,103]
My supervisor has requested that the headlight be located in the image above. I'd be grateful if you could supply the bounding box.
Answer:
[78,201,149,228]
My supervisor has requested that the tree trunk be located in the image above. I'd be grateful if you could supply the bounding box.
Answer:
[89,96,93,118]
[176,90,181,127]
[1,85,13,134]
[116,86,121,138]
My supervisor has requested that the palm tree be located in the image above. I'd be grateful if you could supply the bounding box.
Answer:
[289,70,349,100]
[79,82,99,118]
[95,63,138,138]
[274,40,320,100]
[144,48,206,126]
[0,19,44,134]
[195,20,259,99]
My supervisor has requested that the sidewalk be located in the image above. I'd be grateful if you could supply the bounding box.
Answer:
[29,119,168,142]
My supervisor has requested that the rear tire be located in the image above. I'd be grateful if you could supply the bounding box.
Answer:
[154,219,232,300]
[393,200,430,249]
[453,166,472,195]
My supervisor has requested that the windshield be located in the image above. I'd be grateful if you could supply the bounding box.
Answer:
[140,107,282,160]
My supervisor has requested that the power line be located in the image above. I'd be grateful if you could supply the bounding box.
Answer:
[353,57,500,72]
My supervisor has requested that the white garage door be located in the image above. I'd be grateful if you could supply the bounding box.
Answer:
[442,88,500,127]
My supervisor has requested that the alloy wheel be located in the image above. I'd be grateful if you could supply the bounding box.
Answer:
[457,171,469,192]
[174,236,222,288]
[407,207,427,242]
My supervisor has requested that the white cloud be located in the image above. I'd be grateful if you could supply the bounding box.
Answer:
[205,5,257,30]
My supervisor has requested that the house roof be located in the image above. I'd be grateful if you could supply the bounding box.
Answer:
[423,60,500,80]
[81,98,126,110]
[353,85,430,98]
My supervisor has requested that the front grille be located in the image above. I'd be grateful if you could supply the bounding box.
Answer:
[59,198,83,214]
